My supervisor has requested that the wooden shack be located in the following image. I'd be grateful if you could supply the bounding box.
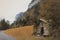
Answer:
[33,18,50,37]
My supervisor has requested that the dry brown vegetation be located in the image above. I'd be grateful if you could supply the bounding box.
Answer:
[3,26,51,40]
[4,26,34,40]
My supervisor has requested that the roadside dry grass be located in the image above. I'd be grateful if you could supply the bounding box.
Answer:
[3,25,51,40]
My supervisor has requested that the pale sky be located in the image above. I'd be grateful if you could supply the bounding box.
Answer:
[0,0,32,24]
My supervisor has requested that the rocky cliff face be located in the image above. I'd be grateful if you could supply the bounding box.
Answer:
[28,0,40,9]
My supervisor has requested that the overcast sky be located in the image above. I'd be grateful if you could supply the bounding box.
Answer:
[0,0,32,24]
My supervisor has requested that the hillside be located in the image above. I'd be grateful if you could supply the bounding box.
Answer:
[20,0,60,40]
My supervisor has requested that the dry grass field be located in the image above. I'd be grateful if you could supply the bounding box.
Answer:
[3,25,51,40]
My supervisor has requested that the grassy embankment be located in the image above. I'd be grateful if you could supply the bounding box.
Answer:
[4,25,51,40]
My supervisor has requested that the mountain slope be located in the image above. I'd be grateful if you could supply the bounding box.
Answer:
[21,0,60,40]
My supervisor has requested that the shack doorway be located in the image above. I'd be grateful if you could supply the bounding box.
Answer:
[40,27,44,36]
